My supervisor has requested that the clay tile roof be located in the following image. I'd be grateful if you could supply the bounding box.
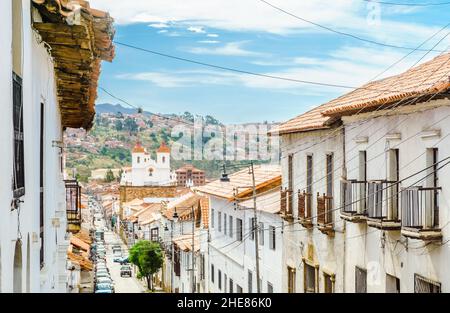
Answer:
[271,53,450,135]
[172,233,200,252]
[132,142,146,153]
[157,142,171,153]
[70,236,90,252]
[195,165,281,200]
[163,192,203,220]
[200,196,210,229]
[321,53,450,117]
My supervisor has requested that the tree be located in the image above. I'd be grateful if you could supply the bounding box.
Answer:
[104,169,115,182]
[115,119,123,131]
[124,117,138,133]
[129,240,164,291]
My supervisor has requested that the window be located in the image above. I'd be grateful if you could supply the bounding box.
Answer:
[224,274,227,293]
[306,154,313,196]
[224,213,227,235]
[236,285,243,293]
[12,72,24,198]
[237,218,243,241]
[137,156,140,164]
[250,218,256,241]
[355,267,367,293]
[218,270,222,290]
[326,154,333,197]
[359,151,367,212]
[288,153,294,212]
[218,212,222,232]
[162,156,166,163]
[288,267,296,293]
[386,274,400,293]
[200,254,205,280]
[387,149,399,217]
[211,264,215,283]
[248,270,253,293]
[267,282,273,293]
[259,222,264,246]
[414,274,441,293]
[211,209,215,229]
[229,279,234,293]
[150,228,159,242]
[269,226,276,250]
[229,215,233,238]
[304,263,317,293]
[324,272,335,293]
[426,148,439,227]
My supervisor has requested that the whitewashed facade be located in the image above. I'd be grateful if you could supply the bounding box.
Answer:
[279,127,345,293]
[0,0,68,293]
[341,100,450,293]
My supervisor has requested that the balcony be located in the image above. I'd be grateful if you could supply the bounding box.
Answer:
[365,180,401,230]
[401,187,442,241]
[340,180,367,223]
[280,188,294,222]
[65,180,81,233]
[317,193,334,236]
[298,190,313,228]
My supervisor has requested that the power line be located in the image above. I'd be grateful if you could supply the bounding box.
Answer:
[113,41,432,92]
[362,0,450,6]
[257,0,448,52]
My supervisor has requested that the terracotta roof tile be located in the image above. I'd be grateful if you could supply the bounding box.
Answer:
[271,53,450,135]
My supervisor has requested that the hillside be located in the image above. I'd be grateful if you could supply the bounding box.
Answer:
[65,103,277,182]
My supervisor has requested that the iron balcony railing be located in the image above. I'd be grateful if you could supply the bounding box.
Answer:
[366,180,399,220]
[341,180,367,215]
[401,186,440,229]
[65,180,82,231]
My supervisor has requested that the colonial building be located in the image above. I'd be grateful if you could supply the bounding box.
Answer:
[196,165,283,293]
[272,52,450,293]
[176,164,206,187]
[0,0,113,293]
[121,142,176,187]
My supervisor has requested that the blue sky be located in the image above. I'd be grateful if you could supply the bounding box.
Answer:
[91,0,450,124]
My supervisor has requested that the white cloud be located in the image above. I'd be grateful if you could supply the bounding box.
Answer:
[187,26,206,34]
[207,34,219,38]
[185,41,268,57]
[158,29,168,34]
[89,0,443,48]
[117,45,441,94]
[149,23,169,28]
[198,40,220,44]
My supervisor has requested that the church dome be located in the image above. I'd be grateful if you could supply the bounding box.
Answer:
[132,142,146,153]
[157,142,170,153]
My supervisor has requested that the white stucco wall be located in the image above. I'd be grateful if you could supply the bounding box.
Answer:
[280,127,345,293]
[0,1,68,293]
[343,101,450,292]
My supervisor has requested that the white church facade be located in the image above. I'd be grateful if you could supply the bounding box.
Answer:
[121,142,176,187]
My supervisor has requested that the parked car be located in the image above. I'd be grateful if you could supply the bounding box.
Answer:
[95,272,111,279]
[95,289,113,294]
[120,265,132,278]
[95,283,114,293]
[96,277,113,285]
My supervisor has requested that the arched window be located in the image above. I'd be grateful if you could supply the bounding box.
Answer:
[137,156,140,164]
[162,156,166,163]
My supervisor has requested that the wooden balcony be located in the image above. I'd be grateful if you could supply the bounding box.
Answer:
[280,187,294,222]
[298,190,313,228]
[317,193,334,236]
[401,187,442,241]
[340,180,367,223]
[65,180,82,233]
[365,180,401,230]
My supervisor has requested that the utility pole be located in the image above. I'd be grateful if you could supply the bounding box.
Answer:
[191,206,195,293]
[170,219,174,293]
[250,161,261,293]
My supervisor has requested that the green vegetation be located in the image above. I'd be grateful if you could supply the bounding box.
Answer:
[129,240,164,291]
[104,169,115,182]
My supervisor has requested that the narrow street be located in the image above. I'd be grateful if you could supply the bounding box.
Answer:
[104,230,146,293]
